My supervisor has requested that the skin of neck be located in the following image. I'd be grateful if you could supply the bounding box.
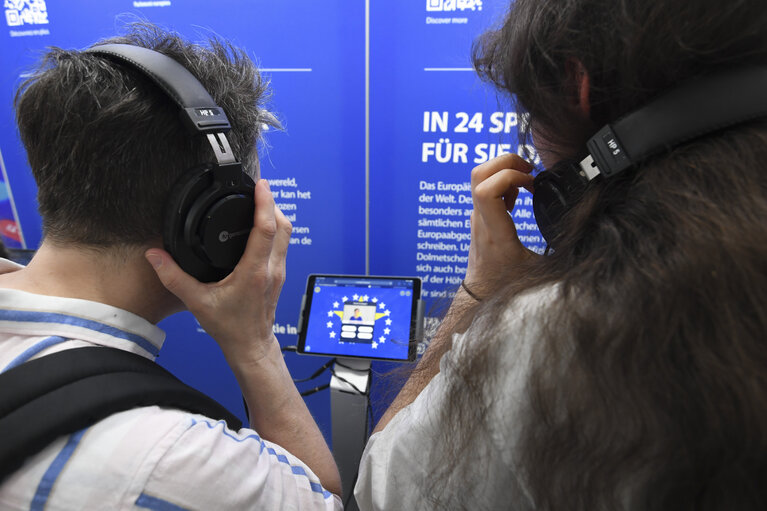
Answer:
[0,238,183,324]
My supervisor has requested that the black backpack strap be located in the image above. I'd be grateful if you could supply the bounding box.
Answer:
[0,347,242,482]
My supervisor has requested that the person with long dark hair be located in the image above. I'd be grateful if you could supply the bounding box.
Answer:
[355,0,767,509]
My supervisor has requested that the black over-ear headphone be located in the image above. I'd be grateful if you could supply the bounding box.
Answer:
[86,44,255,282]
[533,67,767,245]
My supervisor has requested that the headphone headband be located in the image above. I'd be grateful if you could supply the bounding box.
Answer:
[86,44,231,136]
[586,67,767,179]
[85,43,255,282]
[534,67,767,245]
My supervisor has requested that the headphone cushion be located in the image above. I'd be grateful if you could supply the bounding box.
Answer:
[533,161,590,244]
[163,164,256,283]
[164,165,214,266]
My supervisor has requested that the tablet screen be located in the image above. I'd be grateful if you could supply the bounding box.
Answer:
[296,275,421,361]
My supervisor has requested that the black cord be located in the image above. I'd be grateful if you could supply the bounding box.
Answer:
[329,367,368,396]
[293,358,335,383]
[281,345,298,352]
[333,358,358,371]
[327,366,373,426]
[300,383,330,396]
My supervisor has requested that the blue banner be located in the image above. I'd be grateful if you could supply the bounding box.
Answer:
[0,0,541,441]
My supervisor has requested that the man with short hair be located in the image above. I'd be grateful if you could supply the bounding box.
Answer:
[0,23,341,510]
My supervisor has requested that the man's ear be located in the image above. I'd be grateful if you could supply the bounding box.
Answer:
[565,58,591,119]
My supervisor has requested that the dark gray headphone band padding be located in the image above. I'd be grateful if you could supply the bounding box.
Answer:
[85,43,217,112]
[537,66,767,245]
[613,67,767,162]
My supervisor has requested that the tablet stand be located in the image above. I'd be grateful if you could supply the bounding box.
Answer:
[330,357,371,510]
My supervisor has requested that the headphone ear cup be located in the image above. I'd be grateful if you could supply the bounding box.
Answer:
[164,164,255,282]
[164,164,216,280]
[533,160,590,245]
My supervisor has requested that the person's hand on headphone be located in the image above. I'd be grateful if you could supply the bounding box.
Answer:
[145,179,292,363]
[464,153,539,298]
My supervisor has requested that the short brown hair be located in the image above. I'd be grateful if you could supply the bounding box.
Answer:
[15,22,278,247]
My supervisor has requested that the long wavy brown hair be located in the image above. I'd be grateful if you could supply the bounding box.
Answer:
[425,0,767,509]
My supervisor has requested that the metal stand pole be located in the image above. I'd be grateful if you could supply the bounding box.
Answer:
[330,358,371,511]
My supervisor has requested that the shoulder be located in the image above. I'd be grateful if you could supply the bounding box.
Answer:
[0,406,193,509]
[355,284,559,510]
[140,411,341,510]
[450,282,561,369]
[1,406,341,510]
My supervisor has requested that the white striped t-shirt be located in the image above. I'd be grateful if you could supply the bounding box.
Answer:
[0,265,341,511]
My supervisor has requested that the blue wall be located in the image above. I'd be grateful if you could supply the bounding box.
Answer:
[0,0,541,445]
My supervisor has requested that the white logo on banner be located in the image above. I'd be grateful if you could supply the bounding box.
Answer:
[4,0,48,27]
[426,0,483,12]
[133,1,172,7]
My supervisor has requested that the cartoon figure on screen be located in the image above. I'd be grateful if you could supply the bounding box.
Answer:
[325,296,395,350]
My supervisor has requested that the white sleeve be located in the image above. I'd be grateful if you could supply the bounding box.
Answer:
[354,366,450,511]
[354,322,474,511]
[141,417,342,511]
[354,285,556,511]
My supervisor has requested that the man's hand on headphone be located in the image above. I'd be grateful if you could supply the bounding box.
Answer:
[145,179,292,364]
[464,153,539,298]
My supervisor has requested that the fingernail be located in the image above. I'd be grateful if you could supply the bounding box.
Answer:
[146,252,163,269]
[262,179,270,191]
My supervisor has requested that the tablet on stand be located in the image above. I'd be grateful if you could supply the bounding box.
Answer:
[296,274,423,507]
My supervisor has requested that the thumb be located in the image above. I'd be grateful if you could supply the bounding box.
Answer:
[145,249,203,306]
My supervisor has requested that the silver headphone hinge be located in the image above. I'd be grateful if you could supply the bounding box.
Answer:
[579,155,601,181]
[206,132,237,165]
